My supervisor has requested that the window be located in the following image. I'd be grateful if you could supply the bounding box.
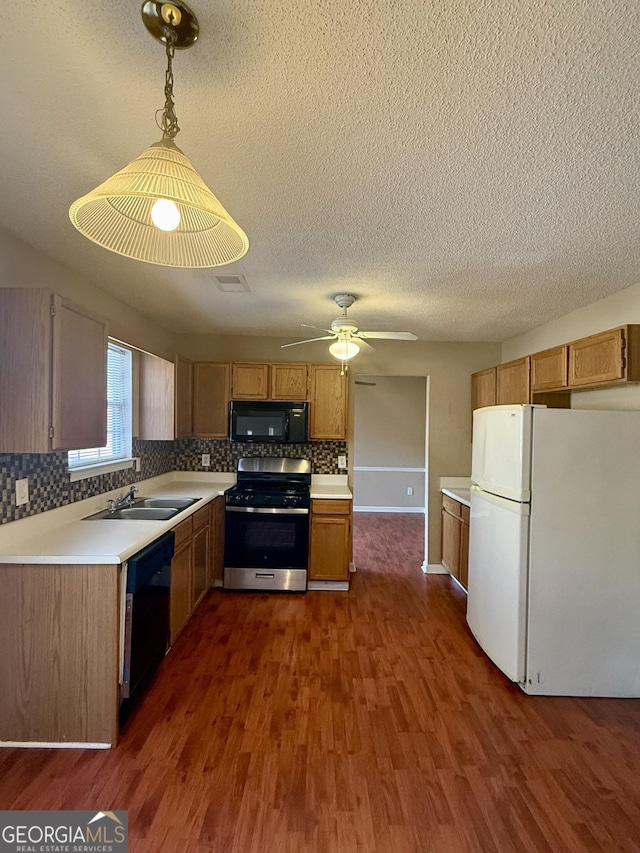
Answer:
[68,341,133,477]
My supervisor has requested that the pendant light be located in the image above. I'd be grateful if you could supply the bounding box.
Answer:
[69,1,249,268]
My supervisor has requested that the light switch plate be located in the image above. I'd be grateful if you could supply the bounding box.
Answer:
[15,478,29,506]
[338,455,347,469]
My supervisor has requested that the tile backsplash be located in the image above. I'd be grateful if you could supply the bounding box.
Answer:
[0,439,347,524]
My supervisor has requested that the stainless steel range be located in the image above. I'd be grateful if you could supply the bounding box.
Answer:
[223,457,311,592]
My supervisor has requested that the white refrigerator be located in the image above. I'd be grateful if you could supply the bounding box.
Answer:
[467,404,640,697]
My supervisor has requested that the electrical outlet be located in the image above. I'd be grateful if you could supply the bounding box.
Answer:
[407,486,413,495]
[338,455,347,469]
[133,457,141,473]
[202,453,211,467]
[15,478,29,506]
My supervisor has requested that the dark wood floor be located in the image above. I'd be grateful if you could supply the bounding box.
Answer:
[1,512,640,851]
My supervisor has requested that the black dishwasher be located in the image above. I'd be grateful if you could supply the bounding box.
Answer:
[120,531,174,717]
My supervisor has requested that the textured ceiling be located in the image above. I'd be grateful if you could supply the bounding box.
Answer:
[2,1,639,342]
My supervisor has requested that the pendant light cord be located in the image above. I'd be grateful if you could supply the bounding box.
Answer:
[156,26,180,140]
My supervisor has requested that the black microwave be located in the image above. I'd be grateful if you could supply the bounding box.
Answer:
[229,401,309,443]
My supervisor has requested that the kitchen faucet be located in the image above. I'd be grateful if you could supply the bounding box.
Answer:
[107,485,138,513]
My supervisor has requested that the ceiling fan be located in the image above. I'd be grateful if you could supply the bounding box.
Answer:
[281,294,418,361]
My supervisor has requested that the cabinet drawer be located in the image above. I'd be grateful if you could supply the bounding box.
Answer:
[173,516,193,549]
[193,503,210,531]
[460,504,470,524]
[442,494,462,518]
[312,499,351,515]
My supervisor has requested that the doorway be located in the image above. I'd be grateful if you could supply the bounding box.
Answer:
[352,374,429,572]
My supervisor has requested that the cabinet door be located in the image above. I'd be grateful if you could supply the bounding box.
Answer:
[309,515,350,581]
[192,521,210,607]
[310,365,347,439]
[212,496,225,586]
[471,367,496,410]
[0,289,53,453]
[170,541,192,644]
[51,296,108,451]
[568,328,626,387]
[271,363,309,401]
[232,363,270,399]
[496,357,531,405]
[174,354,193,439]
[459,515,469,591]
[531,346,568,392]
[139,353,175,440]
[441,508,461,578]
[193,362,230,438]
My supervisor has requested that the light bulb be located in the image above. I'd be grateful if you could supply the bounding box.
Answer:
[151,198,181,231]
[329,339,360,360]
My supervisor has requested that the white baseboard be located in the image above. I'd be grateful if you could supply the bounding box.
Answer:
[307,581,350,591]
[422,562,448,574]
[353,506,425,514]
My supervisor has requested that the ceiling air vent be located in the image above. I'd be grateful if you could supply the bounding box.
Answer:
[209,273,250,292]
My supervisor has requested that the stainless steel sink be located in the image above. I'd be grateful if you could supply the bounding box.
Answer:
[83,497,199,521]
[133,497,199,509]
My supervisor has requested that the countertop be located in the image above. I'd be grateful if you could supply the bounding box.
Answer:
[0,471,352,565]
[441,487,471,507]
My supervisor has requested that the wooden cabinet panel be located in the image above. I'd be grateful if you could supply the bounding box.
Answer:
[311,499,351,515]
[567,327,640,387]
[52,296,108,451]
[0,562,119,746]
[310,365,347,439]
[441,508,461,578]
[496,357,531,405]
[174,354,193,439]
[232,363,270,399]
[139,353,175,440]
[212,496,225,587]
[0,289,108,453]
[193,362,230,438]
[271,363,308,400]
[192,521,210,608]
[309,514,351,582]
[170,540,192,643]
[442,494,462,518]
[471,367,496,411]
[531,345,568,391]
[459,518,469,590]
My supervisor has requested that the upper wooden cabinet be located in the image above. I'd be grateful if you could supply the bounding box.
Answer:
[174,354,193,439]
[496,357,531,405]
[568,326,640,388]
[531,345,568,392]
[309,365,347,440]
[471,367,497,410]
[0,288,107,453]
[192,362,230,438]
[270,363,309,400]
[232,363,270,399]
[139,353,175,440]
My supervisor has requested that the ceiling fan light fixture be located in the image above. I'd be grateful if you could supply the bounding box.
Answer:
[329,339,360,361]
[69,2,248,268]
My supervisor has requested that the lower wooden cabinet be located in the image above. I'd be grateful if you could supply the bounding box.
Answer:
[170,517,194,643]
[441,494,470,590]
[211,496,225,586]
[192,505,211,609]
[308,499,352,582]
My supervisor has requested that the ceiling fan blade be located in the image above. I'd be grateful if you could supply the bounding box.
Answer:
[355,338,376,354]
[281,336,335,348]
[358,331,418,341]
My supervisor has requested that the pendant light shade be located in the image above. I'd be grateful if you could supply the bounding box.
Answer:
[69,139,249,267]
[69,2,248,268]
[329,338,360,361]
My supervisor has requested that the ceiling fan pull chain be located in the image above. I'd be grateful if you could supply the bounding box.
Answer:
[156,26,180,140]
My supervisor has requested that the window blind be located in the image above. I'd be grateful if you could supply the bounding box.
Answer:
[68,341,132,470]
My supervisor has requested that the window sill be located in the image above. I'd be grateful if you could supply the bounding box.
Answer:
[69,459,135,482]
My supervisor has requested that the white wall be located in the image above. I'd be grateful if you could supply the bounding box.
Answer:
[502,280,640,410]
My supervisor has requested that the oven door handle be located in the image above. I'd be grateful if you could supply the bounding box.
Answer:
[225,506,309,515]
